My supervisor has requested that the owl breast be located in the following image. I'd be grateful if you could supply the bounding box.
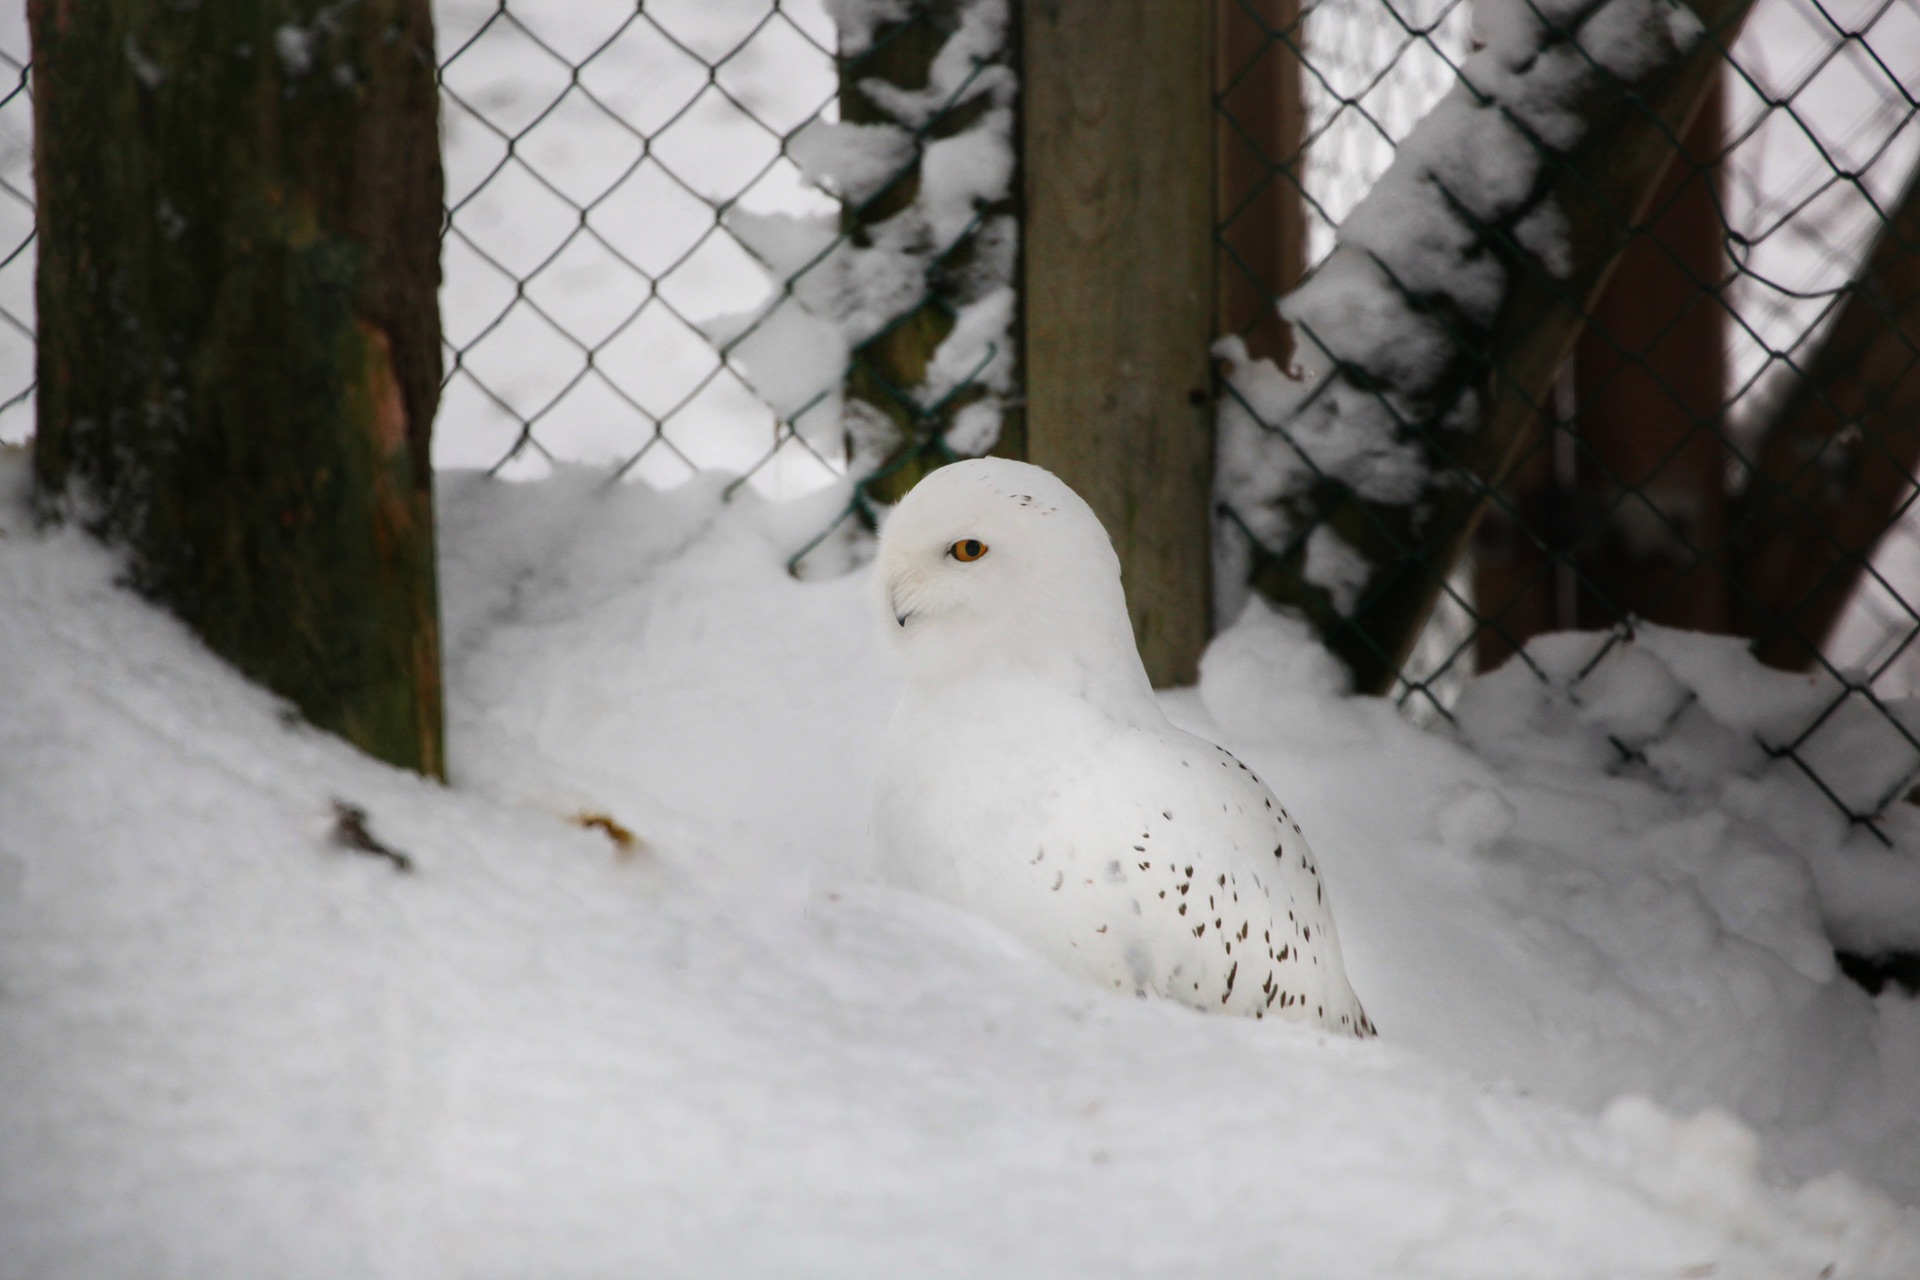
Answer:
[875,678,1373,1034]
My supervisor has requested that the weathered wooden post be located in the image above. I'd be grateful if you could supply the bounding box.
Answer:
[30,0,446,776]
[1023,0,1216,687]
[1728,156,1920,670]
[1217,0,1306,369]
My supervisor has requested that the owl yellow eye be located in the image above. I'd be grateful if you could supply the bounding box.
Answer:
[950,538,988,562]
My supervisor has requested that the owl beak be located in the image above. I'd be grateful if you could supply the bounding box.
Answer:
[889,584,914,628]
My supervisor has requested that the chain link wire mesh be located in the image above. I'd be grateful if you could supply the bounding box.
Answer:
[433,0,1016,570]
[0,1,1016,575]
[0,7,31,444]
[1217,0,1920,839]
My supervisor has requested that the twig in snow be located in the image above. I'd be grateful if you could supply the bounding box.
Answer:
[570,810,642,856]
[329,798,414,874]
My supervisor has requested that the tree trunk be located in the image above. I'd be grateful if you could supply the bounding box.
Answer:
[1024,0,1215,687]
[30,0,445,777]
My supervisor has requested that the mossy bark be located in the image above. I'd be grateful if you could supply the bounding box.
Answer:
[30,0,445,777]
[1023,0,1215,688]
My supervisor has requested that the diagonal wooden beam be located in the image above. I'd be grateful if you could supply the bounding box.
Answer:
[1727,159,1920,670]
[1247,0,1754,695]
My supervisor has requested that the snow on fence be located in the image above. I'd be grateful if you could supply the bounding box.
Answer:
[1217,0,1920,840]
[5,0,1920,837]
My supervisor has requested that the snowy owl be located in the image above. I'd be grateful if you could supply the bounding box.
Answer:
[872,458,1374,1035]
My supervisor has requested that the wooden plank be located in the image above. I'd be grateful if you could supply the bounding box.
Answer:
[1023,0,1216,687]
[1217,0,1306,367]
[1568,82,1729,634]
[1475,83,1730,664]
[1729,154,1920,669]
[30,0,445,777]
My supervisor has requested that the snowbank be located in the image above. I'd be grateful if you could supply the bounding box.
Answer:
[3,449,1920,1277]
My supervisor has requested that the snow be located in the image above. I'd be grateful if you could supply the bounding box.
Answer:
[5,0,1920,1267]
[273,25,315,78]
[787,119,918,204]
[820,0,912,57]
[847,0,1014,128]
[6,445,1920,1275]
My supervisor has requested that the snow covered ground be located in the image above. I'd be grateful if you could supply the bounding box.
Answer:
[5,445,1920,1277]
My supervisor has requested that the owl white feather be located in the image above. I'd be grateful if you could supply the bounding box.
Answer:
[872,458,1374,1034]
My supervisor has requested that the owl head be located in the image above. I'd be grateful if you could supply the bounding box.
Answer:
[875,458,1154,711]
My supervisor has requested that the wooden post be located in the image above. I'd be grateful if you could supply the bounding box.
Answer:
[1569,81,1728,633]
[30,0,445,777]
[1023,0,1215,687]
[1216,0,1306,368]
[1475,80,1729,667]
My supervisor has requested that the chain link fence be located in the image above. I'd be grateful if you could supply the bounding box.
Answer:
[0,0,1016,576]
[1218,0,1920,839]
[434,0,1015,573]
